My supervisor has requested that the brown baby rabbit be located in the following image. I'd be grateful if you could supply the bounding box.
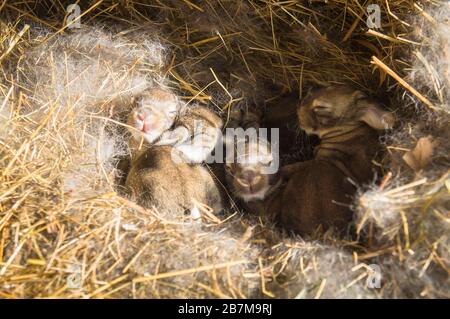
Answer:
[125,88,225,216]
[281,85,395,236]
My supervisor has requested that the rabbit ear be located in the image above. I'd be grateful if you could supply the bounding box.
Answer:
[357,99,395,130]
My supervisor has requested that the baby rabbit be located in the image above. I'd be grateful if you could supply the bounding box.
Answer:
[224,86,394,237]
[223,107,283,221]
[281,85,395,235]
[125,88,225,216]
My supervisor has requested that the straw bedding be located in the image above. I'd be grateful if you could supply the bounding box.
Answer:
[0,0,448,298]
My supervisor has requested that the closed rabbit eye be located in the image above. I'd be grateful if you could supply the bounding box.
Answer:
[312,105,334,122]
